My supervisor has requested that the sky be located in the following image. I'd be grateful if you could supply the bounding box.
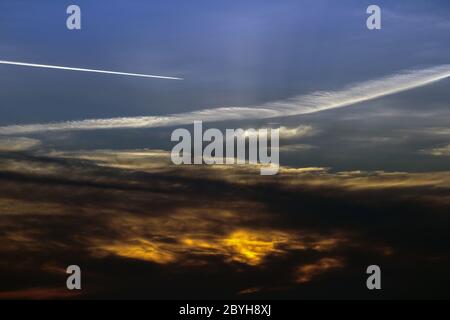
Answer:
[0,0,449,299]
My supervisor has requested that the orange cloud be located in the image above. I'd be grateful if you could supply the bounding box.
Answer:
[295,258,344,284]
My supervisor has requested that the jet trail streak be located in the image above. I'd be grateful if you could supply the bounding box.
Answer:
[0,60,183,80]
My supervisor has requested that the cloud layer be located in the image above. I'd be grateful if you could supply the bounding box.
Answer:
[1,150,450,299]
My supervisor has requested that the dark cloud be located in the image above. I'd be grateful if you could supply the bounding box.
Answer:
[0,151,449,299]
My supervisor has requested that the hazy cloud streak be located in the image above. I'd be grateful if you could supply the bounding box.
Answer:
[0,65,449,135]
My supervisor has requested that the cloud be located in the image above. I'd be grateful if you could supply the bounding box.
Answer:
[278,144,316,153]
[295,258,344,284]
[39,149,450,191]
[1,150,450,299]
[0,65,449,135]
[421,144,450,156]
[404,127,450,137]
[279,125,316,139]
[222,125,316,140]
[0,137,41,152]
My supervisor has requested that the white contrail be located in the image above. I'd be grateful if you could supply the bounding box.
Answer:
[0,60,183,80]
[0,65,449,135]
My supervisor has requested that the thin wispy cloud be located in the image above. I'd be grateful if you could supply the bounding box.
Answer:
[0,65,449,135]
[421,144,450,156]
[0,137,41,152]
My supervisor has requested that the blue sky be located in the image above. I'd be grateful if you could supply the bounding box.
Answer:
[0,0,449,122]
[0,0,449,171]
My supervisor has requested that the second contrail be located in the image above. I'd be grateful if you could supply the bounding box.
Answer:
[0,64,448,136]
[0,60,183,80]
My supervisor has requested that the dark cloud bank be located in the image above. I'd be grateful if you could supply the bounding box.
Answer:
[0,151,449,299]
